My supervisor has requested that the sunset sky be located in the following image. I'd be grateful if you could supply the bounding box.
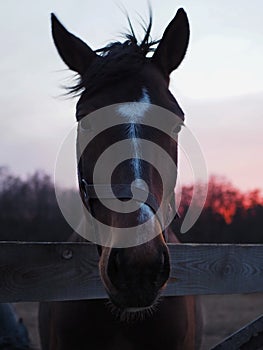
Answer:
[0,0,262,191]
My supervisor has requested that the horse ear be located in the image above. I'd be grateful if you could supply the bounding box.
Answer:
[51,13,97,75]
[152,8,190,77]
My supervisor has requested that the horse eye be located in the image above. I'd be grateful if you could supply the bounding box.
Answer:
[79,118,91,131]
[172,123,183,135]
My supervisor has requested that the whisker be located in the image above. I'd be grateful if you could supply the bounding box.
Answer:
[104,295,161,323]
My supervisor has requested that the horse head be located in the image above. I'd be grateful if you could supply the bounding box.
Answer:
[51,8,189,317]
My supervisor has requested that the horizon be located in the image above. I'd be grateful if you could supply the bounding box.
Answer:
[1,166,262,230]
[1,165,263,196]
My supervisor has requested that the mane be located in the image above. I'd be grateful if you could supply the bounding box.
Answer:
[69,13,160,97]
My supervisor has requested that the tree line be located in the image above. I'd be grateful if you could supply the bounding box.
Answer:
[176,176,263,243]
[0,168,262,243]
[0,167,72,241]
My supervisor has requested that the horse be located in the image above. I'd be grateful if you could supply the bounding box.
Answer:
[39,8,203,350]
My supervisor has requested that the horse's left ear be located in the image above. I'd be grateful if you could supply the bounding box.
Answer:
[152,8,190,77]
[51,13,97,75]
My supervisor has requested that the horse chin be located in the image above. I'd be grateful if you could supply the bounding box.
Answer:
[106,295,161,323]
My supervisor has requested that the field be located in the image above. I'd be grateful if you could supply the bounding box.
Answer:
[13,293,263,349]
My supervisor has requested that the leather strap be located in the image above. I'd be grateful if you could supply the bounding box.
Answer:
[80,179,171,241]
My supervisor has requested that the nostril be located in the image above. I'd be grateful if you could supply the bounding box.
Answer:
[162,248,170,270]
[155,248,170,289]
[161,251,165,266]
[107,249,122,288]
[112,251,121,272]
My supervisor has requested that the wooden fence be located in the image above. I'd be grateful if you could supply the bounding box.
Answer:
[0,242,262,302]
[1,241,263,348]
[211,315,263,349]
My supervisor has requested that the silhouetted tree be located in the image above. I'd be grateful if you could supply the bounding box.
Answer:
[0,167,74,241]
[0,169,262,243]
[177,176,263,243]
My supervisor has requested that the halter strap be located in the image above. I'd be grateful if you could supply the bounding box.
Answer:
[80,179,171,242]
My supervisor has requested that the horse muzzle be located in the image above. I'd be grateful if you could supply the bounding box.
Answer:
[99,236,170,309]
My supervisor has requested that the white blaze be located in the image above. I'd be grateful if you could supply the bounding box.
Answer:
[117,88,158,231]
[117,88,151,179]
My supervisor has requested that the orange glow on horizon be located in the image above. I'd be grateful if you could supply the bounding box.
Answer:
[180,176,263,225]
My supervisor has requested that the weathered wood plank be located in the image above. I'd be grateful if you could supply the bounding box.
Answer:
[167,243,263,296]
[0,242,262,302]
[211,315,263,349]
[0,242,103,302]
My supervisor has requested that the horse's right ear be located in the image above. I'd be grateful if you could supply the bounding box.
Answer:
[51,13,97,75]
[152,8,190,77]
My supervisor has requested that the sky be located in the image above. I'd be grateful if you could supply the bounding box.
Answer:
[0,0,263,191]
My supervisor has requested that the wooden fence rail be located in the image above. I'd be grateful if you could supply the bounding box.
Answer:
[211,315,263,349]
[0,242,263,302]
